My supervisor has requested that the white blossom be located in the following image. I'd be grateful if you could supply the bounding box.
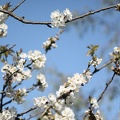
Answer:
[6,86,15,98]
[114,47,120,52]
[0,23,8,37]
[51,10,65,28]
[0,107,17,120]
[19,52,27,58]
[90,97,99,109]
[33,96,48,108]
[36,74,48,91]
[43,36,59,52]
[22,69,31,79]
[51,8,72,28]
[17,58,25,71]
[63,8,73,21]
[95,110,103,120]
[55,107,75,120]
[89,58,102,67]
[48,93,56,104]
[1,63,17,75]
[13,88,27,104]
[0,6,8,24]
[28,50,46,69]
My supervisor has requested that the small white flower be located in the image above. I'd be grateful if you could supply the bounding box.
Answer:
[0,23,8,37]
[48,93,56,103]
[52,43,57,48]
[50,8,72,28]
[0,107,17,120]
[90,58,102,67]
[28,50,46,69]
[43,40,51,48]
[61,107,75,120]
[20,53,27,58]
[13,88,27,104]
[63,8,72,21]
[114,47,120,52]
[0,6,8,24]
[6,86,15,98]
[95,110,103,120]
[36,74,48,91]
[33,96,48,108]
[23,69,32,79]
[90,97,99,109]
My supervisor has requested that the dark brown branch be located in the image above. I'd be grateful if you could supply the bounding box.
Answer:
[97,73,116,102]
[67,4,117,23]
[3,99,12,106]
[0,4,118,26]
[17,106,37,117]
[11,0,26,12]
[0,9,51,25]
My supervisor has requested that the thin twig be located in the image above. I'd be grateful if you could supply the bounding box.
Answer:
[92,60,113,75]
[0,44,16,55]
[3,99,12,106]
[68,4,117,23]
[17,106,37,117]
[97,73,116,102]
[11,0,26,12]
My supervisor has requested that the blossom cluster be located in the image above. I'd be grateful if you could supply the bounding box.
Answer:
[33,70,92,119]
[0,107,17,120]
[89,57,102,67]
[36,74,48,91]
[43,36,59,52]
[1,50,47,104]
[84,97,103,120]
[51,8,72,28]
[0,3,10,37]
[6,87,27,104]
[27,50,46,69]
[33,93,75,120]
[110,46,120,75]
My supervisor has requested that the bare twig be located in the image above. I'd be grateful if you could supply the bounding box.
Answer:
[3,99,12,106]
[17,106,37,117]
[11,0,26,12]
[97,73,116,102]
[67,4,117,23]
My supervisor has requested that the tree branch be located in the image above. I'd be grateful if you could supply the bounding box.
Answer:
[0,4,119,26]
[68,4,117,23]
[11,0,26,12]
[17,106,37,117]
[97,73,116,102]
[92,59,113,75]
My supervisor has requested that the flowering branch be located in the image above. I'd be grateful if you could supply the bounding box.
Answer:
[92,59,113,75]
[0,3,119,27]
[0,9,51,26]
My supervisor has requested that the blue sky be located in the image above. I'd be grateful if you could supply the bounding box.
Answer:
[0,0,120,120]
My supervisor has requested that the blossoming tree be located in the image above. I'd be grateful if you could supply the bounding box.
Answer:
[0,0,120,120]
